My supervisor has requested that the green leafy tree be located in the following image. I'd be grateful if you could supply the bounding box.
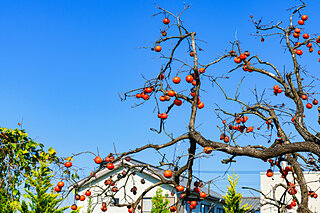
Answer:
[18,161,69,213]
[0,188,18,212]
[223,172,251,213]
[0,126,58,212]
[151,188,170,213]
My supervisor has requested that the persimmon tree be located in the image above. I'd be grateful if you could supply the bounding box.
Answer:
[64,1,320,213]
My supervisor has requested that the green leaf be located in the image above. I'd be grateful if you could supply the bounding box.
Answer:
[48,147,57,155]
[12,189,19,196]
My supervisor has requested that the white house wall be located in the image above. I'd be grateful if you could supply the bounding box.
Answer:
[76,168,181,213]
[74,163,225,213]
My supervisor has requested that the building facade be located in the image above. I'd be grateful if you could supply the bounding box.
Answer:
[74,158,225,213]
[260,172,320,213]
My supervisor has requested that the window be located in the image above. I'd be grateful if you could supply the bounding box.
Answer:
[142,198,152,213]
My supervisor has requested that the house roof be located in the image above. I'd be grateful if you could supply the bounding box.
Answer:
[71,158,224,202]
[241,197,260,211]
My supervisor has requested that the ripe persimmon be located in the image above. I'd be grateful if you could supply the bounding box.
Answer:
[303,33,309,39]
[176,185,184,191]
[158,74,165,80]
[296,49,303,55]
[85,190,91,196]
[293,33,300,38]
[71,204,77,210]
[107,163,114,170]
[163,18,170,25]
[239,54,247,60]
[193,187,200,193]
[306,103,312,109]
[242,115,248,123]
[301,94,308,100]
[266,169,273,177]
[155,45,162,52]
[313,99,318,105]
[142,94,150,100]
[186,75,194,83]
[167,90,176,97]
[234,57,242,63]
[203,146,213,154]
[172,76,181,84]
[159,96,166,101]
[57,181,64,188]
[190,205,196,209]
[163,170,172,178]
[65,161,72,168]
[144,87,153,93]
[161,113,168,119]
[246,126,253,133]
[200,191,207,198]
[170,206,177,212]
[94,156,102,164]
[301,15,308,21]
[54,186,61,192]
[199,68,205,73]
[174,99,182,106]
[190,201,197,206]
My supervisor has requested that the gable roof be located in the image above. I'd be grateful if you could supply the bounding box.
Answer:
[71,158,163,189]
[71,158,224,202]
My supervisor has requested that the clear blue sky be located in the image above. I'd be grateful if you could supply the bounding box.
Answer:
[1,0,320,197]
